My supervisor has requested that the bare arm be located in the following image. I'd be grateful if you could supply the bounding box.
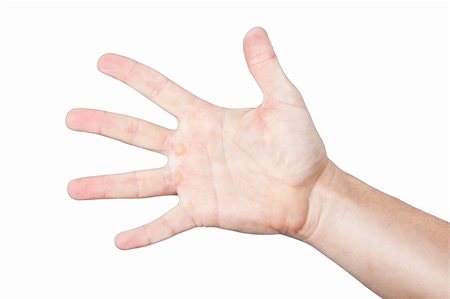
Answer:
[301,161,449,298]
[67,27,449,298]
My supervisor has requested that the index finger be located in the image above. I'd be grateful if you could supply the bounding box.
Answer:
[97,53,198,117]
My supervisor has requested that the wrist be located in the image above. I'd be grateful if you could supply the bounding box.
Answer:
[289,159,344,242]
[289,160,450,298]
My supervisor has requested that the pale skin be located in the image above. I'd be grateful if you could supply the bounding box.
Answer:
[66,27,449,298]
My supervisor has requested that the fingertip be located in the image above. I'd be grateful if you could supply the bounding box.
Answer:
[243,26,271,52]
[67,178,92,200]
[114,231,141,250]
[244,26,268,41]
[66,108,87,130]
[114,233,128,250]
[97,53,118,73]
[97,53,137,81]
[243,26,275,65]
[67,179,80,200]
[65,108,77,129]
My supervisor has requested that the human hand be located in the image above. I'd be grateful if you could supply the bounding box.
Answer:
[66,27,328,250]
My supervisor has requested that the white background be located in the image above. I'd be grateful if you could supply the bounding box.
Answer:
[1,1,448,298]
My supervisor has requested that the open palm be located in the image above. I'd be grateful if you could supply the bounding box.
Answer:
[67,27,328,250]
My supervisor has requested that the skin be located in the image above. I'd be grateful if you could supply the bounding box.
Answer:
[66,27,449,298]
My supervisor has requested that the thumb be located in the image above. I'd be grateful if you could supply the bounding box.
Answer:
[243,27,297,100]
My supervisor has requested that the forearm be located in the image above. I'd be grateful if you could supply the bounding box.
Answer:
[299,161,449,298]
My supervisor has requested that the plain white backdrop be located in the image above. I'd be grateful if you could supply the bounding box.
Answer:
[1,1,448,298]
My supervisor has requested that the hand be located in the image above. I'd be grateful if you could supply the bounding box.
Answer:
[66,27,328,250]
